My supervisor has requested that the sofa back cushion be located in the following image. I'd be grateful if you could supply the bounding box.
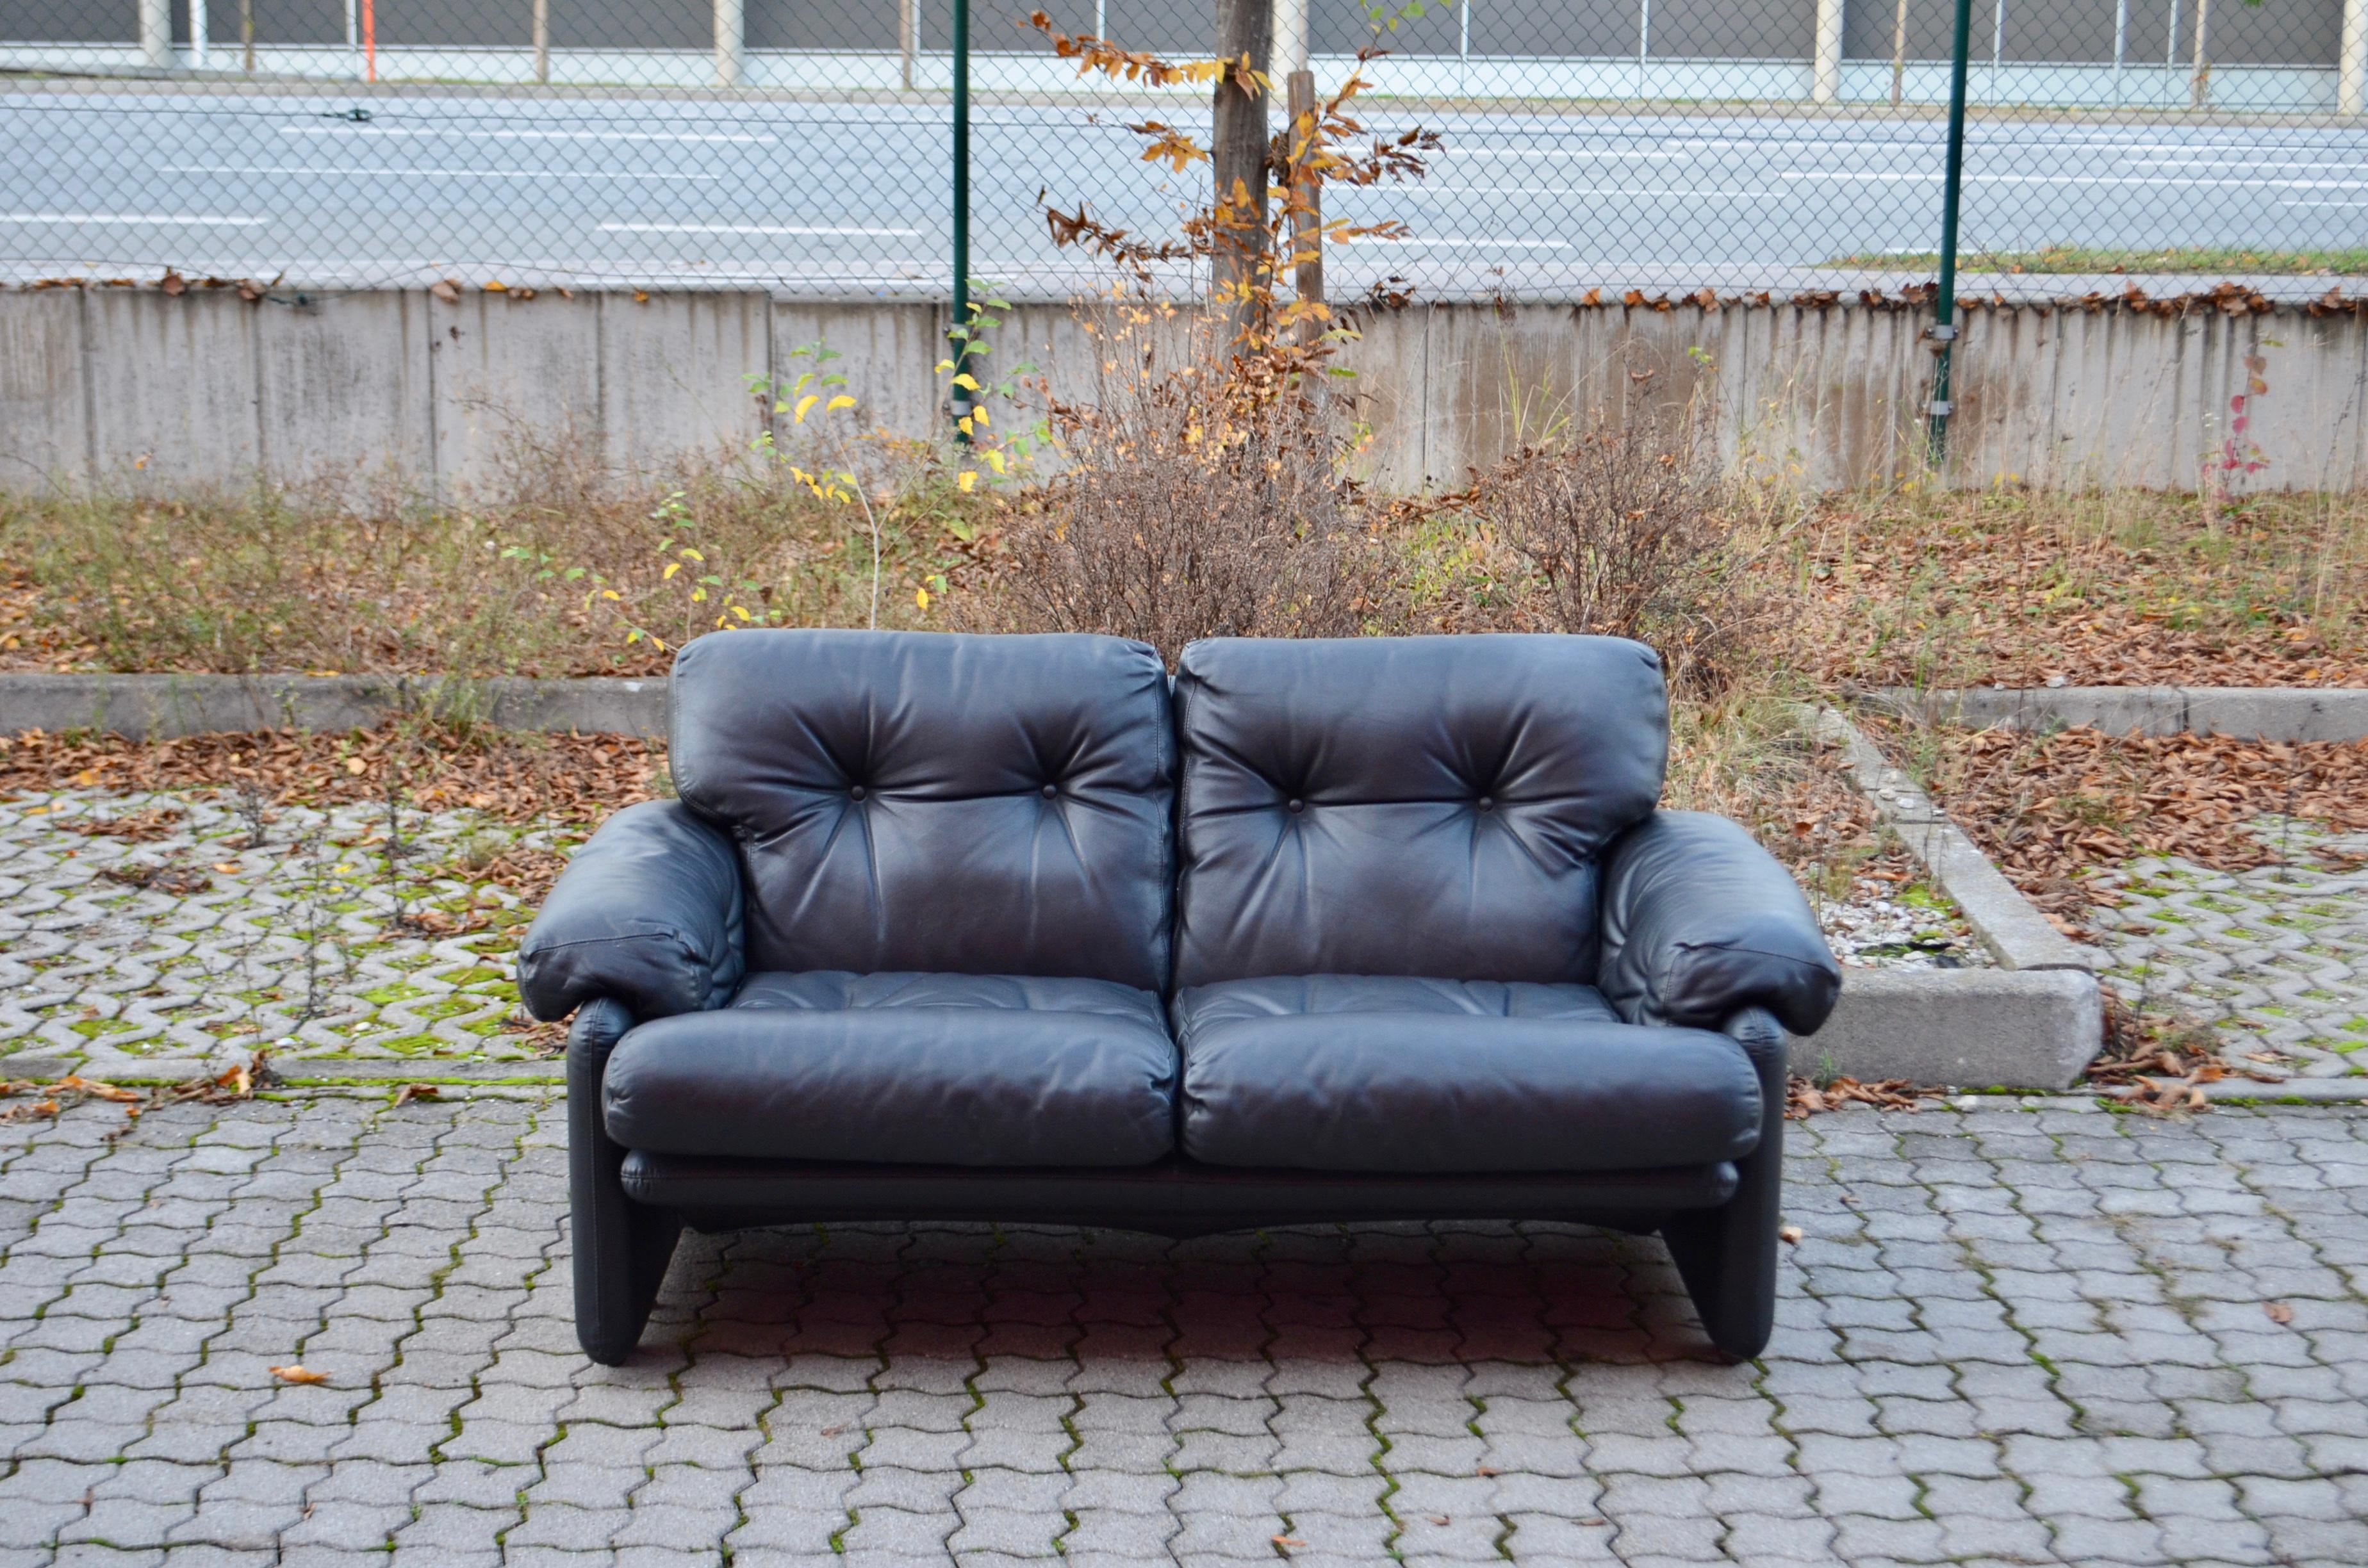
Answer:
[671,629,1175,992]
[1172,634,1667,988]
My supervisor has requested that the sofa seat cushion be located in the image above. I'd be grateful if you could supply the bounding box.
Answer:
[604,971,1178,1166]
[1171,976,1763,1174]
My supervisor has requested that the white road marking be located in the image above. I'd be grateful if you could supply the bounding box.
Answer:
[1435,149,1695,161]
[0,212,267,224]
[1336,235,1576,249]
[281,127,775,143]
[598,221,922,236]
[1783,171,2368,189]
[163,165,725,181]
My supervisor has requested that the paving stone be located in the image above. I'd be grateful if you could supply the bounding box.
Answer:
[9,911,2368,1568]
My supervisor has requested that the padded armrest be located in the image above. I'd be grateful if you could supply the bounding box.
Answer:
[1597,810,1842,1037]
[517,799,746,1023]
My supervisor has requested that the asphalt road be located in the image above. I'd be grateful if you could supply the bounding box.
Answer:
[4,87,2363,297]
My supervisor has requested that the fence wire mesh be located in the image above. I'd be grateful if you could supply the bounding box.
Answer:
[1,1,2359,300]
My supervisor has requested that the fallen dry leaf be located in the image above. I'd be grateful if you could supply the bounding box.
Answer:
[56,807,183,840]
[1778,1225,1804,1245]
[390,1083,441,1107]
[1272,1537,1304,1550]
[1787,1075,1943,1119]
[53,1075,141,1104]
[2265,1302,2294,1325]
[268,1365,328,1385]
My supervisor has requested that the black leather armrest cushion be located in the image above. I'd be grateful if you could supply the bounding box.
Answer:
[516,799,746,1023]
[1598,810,1843,1036]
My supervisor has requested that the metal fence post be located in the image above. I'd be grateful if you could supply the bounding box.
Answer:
[140,0,172,69]
[1927,0,1975,468]
[950,0,972,437]
[2346,0,2368,116]
[1813,0,1843,104]
[715,0,745,87]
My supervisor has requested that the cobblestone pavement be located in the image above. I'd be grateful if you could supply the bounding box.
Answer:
[5,1091,2368,1567]
[2095,824,2368,1082]
[0,790,563,1072]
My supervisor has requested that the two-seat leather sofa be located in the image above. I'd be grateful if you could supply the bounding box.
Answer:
[517,629,1842,1364]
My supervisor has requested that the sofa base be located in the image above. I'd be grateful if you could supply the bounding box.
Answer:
[571,1008,1795,1368]
[617,1150,1739,1239]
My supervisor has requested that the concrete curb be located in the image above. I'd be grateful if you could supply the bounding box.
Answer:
[1814,706,2096,973]
[1871,685,2368,744]
[1793,969,2103,1091]
[1797,706,2105,1091]
[0,673,668,741]
[0,1054,565,1086]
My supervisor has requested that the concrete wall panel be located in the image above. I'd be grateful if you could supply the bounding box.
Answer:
[81,290,261,492]
[427,287,603,493]
[597,290,771,476]
[254,290,433,493]
[0,290,86,491]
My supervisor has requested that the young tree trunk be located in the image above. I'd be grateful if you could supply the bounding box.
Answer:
[1211,0,1274,351]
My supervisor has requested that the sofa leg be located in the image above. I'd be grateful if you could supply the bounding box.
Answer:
[1661,1008,1787,1361]
[568,999,682,1365]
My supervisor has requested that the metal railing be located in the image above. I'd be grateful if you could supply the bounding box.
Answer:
[3,1,2356,352]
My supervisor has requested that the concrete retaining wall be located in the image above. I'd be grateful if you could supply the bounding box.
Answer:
[6,286,2366,498]
[1877,685,2368,743]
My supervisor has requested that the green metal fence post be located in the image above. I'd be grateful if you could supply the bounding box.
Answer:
[1925,0,1975,468]
[950,0,972,441]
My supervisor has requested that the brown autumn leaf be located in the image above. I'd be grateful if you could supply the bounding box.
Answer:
[1778,1225,1805,1244]
[268,1365,329,1384]
[158,269,186,297]
[54,1075,142,1104]
[391,1083,441,1107]
[430,279,461,304]
[2265,1302,2294,1325]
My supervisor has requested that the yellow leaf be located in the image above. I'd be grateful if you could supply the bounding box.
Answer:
[826,395,856,412]
[601,589,620,600]
[971,407,989,429]
[270,1365,329,1385]
[957,471,977,493]
[985,450,1007,474]
[482,279,507,292]
[663,562,681,580]
[680,547,704,562]
[732,605,752,621]
[951,372,981,391]
[794,393,819,423]
[957,416,974,436]
[691,587,707,602]
[915,586,932,609]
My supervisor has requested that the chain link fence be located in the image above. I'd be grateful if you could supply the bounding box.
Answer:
[2,1,2360,299]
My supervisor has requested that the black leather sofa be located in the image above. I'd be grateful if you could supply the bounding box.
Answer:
[518,630,1842,1364]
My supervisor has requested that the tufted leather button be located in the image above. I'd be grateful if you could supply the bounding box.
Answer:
[1477,796,1494,812]
[848,785,867,801]
[1287,798,1305,813]
[1041,783,1059,799]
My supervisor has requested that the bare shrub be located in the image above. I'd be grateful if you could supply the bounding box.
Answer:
[951,320,1402,662]
[1449,416,1775,693]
